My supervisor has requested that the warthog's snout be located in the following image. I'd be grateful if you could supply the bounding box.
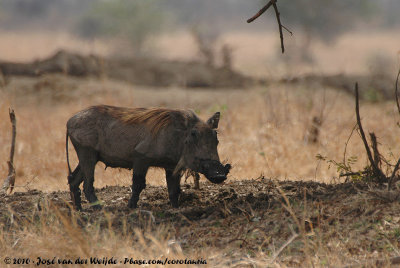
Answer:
[201,160,231,184]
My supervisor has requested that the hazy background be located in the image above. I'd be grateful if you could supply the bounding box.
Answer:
[0,0,399,77]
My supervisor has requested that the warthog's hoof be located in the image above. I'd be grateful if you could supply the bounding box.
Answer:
[89,200,103,210]
[169,199,179,208]
[171,202,179,208]
[127,199,138,209]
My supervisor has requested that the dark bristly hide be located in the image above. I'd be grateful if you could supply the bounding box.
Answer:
[66,105,231,210]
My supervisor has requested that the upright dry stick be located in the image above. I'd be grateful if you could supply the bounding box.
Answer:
[395,68,400,116]
[1,108,16,194]
[354,83,385,182]
[388,68,400,189]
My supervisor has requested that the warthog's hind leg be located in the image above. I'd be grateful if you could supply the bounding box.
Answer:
[76,147,101,210]
[68,165,84,210]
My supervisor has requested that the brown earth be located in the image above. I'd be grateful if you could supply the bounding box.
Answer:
[2,178,400,266]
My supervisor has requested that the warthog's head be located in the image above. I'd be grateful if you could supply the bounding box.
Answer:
[175,112,231,183]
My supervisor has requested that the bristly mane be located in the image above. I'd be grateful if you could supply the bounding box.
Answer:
[94,105,195,135]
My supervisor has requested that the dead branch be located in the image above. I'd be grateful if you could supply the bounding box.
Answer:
[354,83,386,182]
[1,108,16,194]
[247,0,288,53]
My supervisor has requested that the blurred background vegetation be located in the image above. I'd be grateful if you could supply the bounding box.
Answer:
[0,0,399,52]
[0,0,399,77]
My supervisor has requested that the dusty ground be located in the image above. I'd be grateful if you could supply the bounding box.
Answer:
[2,179,400,266]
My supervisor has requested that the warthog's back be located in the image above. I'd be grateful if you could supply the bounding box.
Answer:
[67,105,198,168]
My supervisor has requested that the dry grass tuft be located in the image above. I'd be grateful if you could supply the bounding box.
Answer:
[0,202,192,267]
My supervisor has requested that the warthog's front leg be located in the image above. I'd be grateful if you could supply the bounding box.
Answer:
[128,164,148,209]
[193,172,200,190]
[166,169,181,208]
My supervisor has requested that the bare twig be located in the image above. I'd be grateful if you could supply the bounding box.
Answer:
[281,25,293,36]
[274,183,314,266]
[227,225,245,244]
[2,108,16,194]
[272,2,285,53]
[11,175,37,192]
[354,83,385,182]
[370,133,381,170]
[342,123,358,166]
[246,0,275,23]
[270,228,299,263]
[388,158,400,190]
[247,0,288,53]
[344,256,400,268]
[339,171,368,177]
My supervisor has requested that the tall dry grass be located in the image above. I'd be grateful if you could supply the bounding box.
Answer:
[1,76,399,192]
[0,200,208,267]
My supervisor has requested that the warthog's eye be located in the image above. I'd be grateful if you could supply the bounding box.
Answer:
[190,129,199,142]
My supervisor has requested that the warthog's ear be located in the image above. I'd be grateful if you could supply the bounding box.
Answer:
[207,112,220,129]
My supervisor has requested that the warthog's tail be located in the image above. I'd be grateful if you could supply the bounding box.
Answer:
[66,131,72,176]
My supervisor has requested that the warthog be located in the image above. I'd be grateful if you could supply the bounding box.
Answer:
[66,105,231,210]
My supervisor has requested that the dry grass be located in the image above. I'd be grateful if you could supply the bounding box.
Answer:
[0,202,202,267]
[1,77,400,267]
[1,76,399,192]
